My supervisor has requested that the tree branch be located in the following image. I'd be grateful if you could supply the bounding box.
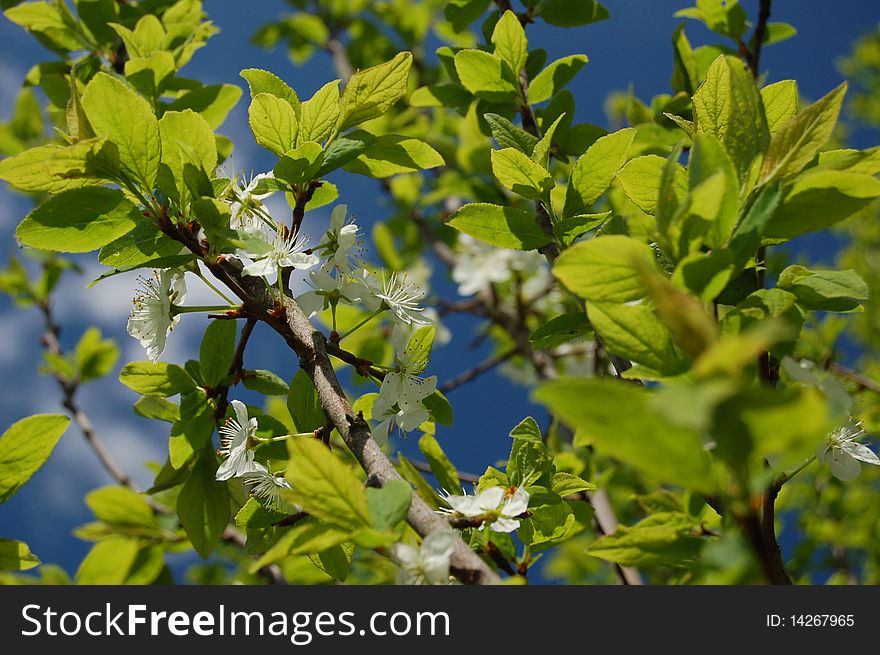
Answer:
[439,349,516,393]
[163,221,501,584]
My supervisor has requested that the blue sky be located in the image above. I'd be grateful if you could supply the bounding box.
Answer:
[0,1,878,581]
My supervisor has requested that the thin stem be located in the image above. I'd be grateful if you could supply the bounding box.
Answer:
[277,264,285,303]
[440,349,517,393]
[338,308,384,341]
[254,432,316,443]
[171,303,238,315]
[195,269,235,305]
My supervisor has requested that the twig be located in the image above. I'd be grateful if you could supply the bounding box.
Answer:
[214,316,257,421]
[440,349,516,393]
[38,300,135,490]
[748,0,772,77]
[824,359,880,395]
[392,457,481,485]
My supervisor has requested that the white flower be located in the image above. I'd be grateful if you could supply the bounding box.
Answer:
[377,324,437,411]
[817,420,880,481]
[354,269,431,326]
[240,462,297,511]
[295,267,361,318]
[239,230,320,280]
[371,392,430,443]
[390,528,456,585]
[319,205,361,271]
[451,234,517,296]
[216,400,259,481]
[439,486,530,533]
[229,172,275,234]
[127,268,186,362]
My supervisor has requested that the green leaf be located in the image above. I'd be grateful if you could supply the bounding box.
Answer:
[509,439,555,488]
[529,313,591,349]
[761,80,798,135]
[759,82,847,184]
[539,0,609,27]
[687,133,740,248]
[166,84,242,130]
[532,113,565,168]
[344,134,444,178]
[274,142,324,186]
[366,479,412,531]
[528,54,588,104]
[587,513,705,567]
[85,486,157,530]
[0,539,40,571]
[169,405,214,469]
[553,235,656,303]
[672,250,735,302]
[73,327,118,382]
[287,370,324,432]
[519,498,591,547]
[409,84,472,108]
[510,416,543,442]
[177,446,230,558]
[587,301,685,374]
[76,537,140,584]
[491,147,552,199]
[0,414,69,503]
[691,55,768,181]
[564,127,635,216]
[764,170,880,240]
[317,130,374,177]
[5,1,82,51]
[157,109,217,207]
[447,202,550,250]
[616,155,688,215]
[299,80,340,144]
[16,187,141,253]
[534,378,715,491]
[309,544,351,581]
[199,320,236,387]
[0,139,112,194]
[133,396,179,423]
[124,545,166,585]
[728,185,782,270]
[423,391,454,427]
[777,265,868,312]
[97,223,182,271]
[714,387,831,468]
[418,433,460,493]
[339,52,412,129]
[240,68,300,115]
[285,438,370,530]
[242,370,289,396]
[248,92,298,156]
[553,211,611,245]
[81,72,160,188]
[484,112,538,155]
[119,361,196,397]
[454,49,518,103]
[396,452,443,510]
[405,325,435,374]
[551,472,597,496]
[251,520,349,571]
[671,25,698,96]
[444,0,490,32]
[492,10,527,75]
